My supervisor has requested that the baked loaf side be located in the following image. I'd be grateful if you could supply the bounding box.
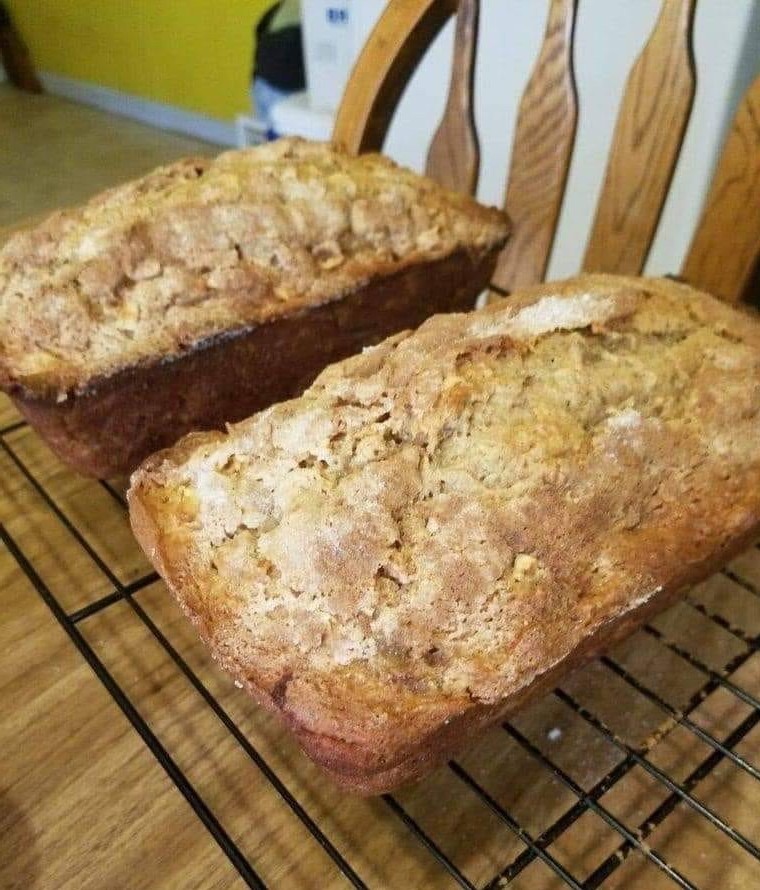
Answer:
[128,275,760,792]
[0,138,508,398]
[13,247,497,477]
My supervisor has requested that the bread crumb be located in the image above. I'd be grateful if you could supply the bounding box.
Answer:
[607,408,642,430]
[513,553,538,581]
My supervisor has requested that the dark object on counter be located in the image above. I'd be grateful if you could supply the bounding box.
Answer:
[253,0,306,94]
[0,2,42,93]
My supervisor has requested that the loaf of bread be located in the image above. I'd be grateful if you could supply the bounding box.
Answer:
[0,138,508,476]
[128,274,760,793]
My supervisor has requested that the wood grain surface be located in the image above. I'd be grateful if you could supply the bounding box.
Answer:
[334,0,750,302]
[2,383,760,887]
[425,0,480,195]
[4,49,760,879]
[0,545,241,890]
[333,0,457,155]
[582,0,697,275]
[491,0,578,293]
[682,73,760,304]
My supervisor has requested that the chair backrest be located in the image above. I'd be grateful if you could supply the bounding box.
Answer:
[333,0,760,304]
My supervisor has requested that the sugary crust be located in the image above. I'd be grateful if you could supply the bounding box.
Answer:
[0,138,508,399]
[9,247,499,476]
[128,274,760,793]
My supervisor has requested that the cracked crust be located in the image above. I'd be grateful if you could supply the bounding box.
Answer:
[8,247,501,476]
[0,137,508,399]
[128,274,760,793]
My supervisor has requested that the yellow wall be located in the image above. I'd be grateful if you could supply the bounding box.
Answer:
[8,1,274,120]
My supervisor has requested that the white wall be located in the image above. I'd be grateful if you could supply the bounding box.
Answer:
[346,0,759,278]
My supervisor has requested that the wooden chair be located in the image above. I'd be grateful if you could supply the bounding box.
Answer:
[332,0,760,304]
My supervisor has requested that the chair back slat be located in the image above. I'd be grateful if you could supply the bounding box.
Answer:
[681,73,760,303]
[334,0,755,305]
[425,0,480,195]
[582,0,697,275]
[332,0,456,155]
[491,0,578,292]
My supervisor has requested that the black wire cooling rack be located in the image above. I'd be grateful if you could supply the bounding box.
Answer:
[2,390,760,889]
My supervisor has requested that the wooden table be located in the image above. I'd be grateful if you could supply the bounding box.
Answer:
[1,219,760,887]
[2,400,760,890]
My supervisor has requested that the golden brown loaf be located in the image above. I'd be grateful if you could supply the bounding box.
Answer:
[0,138,508,476]
[0,138,506,398]
[128,274,760,793]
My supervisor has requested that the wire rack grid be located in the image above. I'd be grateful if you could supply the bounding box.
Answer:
[2,380,760,889]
